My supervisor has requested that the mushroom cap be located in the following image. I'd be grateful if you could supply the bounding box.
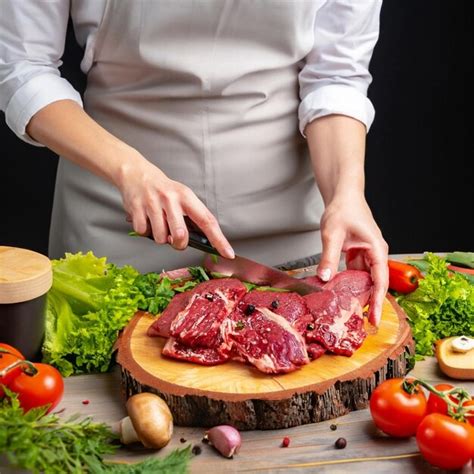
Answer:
[126,393,173,448]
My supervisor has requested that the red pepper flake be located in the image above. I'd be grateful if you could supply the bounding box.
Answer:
[281,436,290,447]
[82,400,90,405]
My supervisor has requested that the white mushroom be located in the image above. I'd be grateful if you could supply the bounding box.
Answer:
[114,393,173,449]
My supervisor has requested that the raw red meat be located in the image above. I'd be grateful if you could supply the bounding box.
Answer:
[162,338,229,365]
[304,270,372,356]
[147,291,191,338]
[227,292,309,374]
[306,342,326,360]
[170,279,246,347]
[147,270,373,373]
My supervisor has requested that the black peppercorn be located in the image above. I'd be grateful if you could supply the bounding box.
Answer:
[244,304,255,315]
[192,445,202,455]
[335,437,347,449]
[205,293,214,301]
[330,424,337,431]
[306,323,315,331]
[202,436,209,444]
[271,300,279,309]
[180,437,187,443]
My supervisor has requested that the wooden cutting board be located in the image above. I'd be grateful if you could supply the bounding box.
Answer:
[117,275,413,431]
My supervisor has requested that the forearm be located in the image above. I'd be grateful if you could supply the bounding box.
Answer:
[305,114,366,205]
[26,100,153,187]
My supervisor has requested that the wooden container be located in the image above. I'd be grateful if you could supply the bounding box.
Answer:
[0,246,52,360]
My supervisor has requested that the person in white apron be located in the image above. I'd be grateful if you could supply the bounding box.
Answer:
[0,1,387,325]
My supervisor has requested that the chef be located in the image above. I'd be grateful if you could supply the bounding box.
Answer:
[0,0,387,325]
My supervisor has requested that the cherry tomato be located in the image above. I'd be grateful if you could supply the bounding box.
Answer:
[416,413,474,470]
[387,260,423,293]
[8,363,64,412]
[426,383,457,415]
[369,378,427,437]
[0,344,25,398]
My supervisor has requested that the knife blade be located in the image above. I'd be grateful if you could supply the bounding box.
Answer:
[181,218,320,295]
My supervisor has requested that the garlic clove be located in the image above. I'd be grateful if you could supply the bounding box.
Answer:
[205,425,242,458]
[451,336,474,353]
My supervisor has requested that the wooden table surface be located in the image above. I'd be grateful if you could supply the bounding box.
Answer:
[48,357,473,474]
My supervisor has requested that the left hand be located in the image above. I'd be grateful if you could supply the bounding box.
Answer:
[317,193,389,326]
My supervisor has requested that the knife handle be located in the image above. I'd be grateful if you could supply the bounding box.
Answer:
[185,217,220,256]
[139,217,219,256]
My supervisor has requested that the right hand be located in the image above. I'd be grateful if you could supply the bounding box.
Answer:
[116,154,235,259]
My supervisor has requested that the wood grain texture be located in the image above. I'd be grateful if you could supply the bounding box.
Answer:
[117,294,414,430]
[0,246,52,303]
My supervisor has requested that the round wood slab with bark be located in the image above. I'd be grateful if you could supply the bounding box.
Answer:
[117,294,413,430]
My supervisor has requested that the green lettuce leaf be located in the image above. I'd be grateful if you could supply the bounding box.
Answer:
[397,253,474,358]
[43,252,144,376]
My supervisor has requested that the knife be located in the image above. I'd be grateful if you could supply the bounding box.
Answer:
[184,218,320,295]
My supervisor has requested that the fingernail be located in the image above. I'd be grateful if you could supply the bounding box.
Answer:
[167,235,173,245]
[318,268,331,282]
[176,228,185,239]
[225,247,235,259]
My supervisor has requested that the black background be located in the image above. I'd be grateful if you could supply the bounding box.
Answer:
[1,2,472,257]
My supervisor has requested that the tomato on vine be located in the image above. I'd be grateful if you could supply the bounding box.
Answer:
[416,413,474,470]
[8,362,64,412]
[0,343,25,397]
[369,378,427,437]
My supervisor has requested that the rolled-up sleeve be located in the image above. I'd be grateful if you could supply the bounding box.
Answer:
[0,0,82,146]
[298,0,382,136]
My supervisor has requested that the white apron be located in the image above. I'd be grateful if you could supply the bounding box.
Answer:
[49,0,324,273]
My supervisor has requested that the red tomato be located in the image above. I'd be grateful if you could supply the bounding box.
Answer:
[387,260,423,293]
[416,413,474,470]
[426,383,457,415]
[8,363,64,412]
[0,343,25,360]
[0,344,25,398]
[463,399,474,427]
[369,378,427,437]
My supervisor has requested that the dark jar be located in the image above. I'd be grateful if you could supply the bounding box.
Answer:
[0,246,52,360]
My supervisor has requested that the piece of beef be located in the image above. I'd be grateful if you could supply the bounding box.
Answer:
[227,292,309,374]
[323,270,372,307]
[147,292,191,338]
[304,289,366,356]
[306,342,326,360]
[170,278,247,348]
[147,278,246,342]
[162,337,229,365]
[235,290,307,324]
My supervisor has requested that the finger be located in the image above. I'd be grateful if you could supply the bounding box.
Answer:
[147,203,169,244]
[318,230,344,282]
[163,202,188,250]
[367,248,389,327]
[345,247,367,271]
[131,207,149,236]
[184,199,234,259]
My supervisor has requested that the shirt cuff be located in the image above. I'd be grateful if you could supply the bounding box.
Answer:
[298,84,375,137]
[5,73,83,147]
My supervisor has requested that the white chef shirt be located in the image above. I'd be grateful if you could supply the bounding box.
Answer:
[0,0,381,146]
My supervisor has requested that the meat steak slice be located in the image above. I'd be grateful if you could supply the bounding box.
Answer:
[236,290,308,324]
[162,337,229,365]
[147,292,191,338]
[323,270,372,307]
[147,278,246,342]
[228,292,309,374]
[170,278,247,348]
[306,342,326,360]
[304,289,366,356]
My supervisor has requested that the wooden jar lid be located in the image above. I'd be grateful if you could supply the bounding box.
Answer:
[0,246,52,304]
